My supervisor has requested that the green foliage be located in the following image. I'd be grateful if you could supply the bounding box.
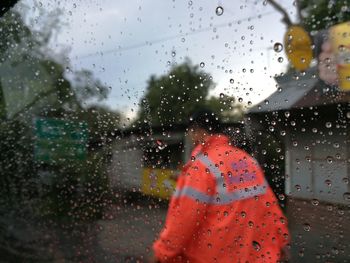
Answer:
[300,0,350,32]
[206,95,244,122]
[0,0,18,17]
[79,104,121,143]
[0,8,119,223]
[39,150,112,221]
[0,120,35,209]
[138,60,214,126]
[137,60,244,126]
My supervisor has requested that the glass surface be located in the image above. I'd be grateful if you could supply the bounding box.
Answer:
[0,0,349,262]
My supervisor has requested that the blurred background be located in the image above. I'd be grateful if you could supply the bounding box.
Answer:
[0,0,349,262]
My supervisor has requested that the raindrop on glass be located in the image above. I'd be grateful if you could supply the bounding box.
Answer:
[252,241,261,251]
[343,192,350,202]
[303,223,311,232]
[325,179,332,187]
[156,140,166,150]
[325,122,332,128]
[273,42,283,52]
[215,6,224,16]
[311,199,319,206]
[326,156,333,164]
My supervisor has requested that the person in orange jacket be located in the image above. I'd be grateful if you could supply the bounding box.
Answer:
[152,109,290,263]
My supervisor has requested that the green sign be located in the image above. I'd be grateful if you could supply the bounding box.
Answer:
[34,118,88,163]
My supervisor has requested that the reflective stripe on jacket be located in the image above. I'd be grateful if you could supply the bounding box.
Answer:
[153,135,289,263]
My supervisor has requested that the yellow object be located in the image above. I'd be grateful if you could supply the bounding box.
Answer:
[330,22,350,91]
[142,168,177,199]
[284,25,313,71]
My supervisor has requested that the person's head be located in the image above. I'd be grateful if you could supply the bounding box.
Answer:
[187,109,221,145]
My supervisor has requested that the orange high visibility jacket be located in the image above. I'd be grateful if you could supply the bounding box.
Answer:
[153,134,289,263]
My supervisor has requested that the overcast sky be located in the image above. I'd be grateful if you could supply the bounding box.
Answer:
[21,0,297,119]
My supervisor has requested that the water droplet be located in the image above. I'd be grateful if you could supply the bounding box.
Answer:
[342,178,349,184]
[278,57,284,63]
[156,140,166,150]
[215,6,224,16]
[191,156,196,161]
[343,192,350,201]
[295,184,301,191]
[331,247,339,255]
[200,62,205,68]
[325,179,332,187]
[252,241,261,251]
[248,221,254,228]
[219,93,225,98]
[311,199,319,206]
[171,51,176,57]
[241,211,246,218]
[229,78,234,84]
[273,42,283,52]
[326,156,333,164]
[325,122,332,128]
[278,194,285,201]
[303,223,311,232]
[207,229,211,236]
[223,211,229,217]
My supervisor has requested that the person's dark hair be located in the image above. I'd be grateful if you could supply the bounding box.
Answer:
[188,108,221,133]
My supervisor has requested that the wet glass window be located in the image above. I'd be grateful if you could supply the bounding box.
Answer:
[0,0,349,262]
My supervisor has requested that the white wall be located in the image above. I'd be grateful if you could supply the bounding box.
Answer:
[286,129,349,204]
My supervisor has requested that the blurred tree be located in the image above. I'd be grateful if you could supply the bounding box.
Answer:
[137,59,243,126]
[0,7,119,223]
[80,104,121,147]
[206,95,245,122]
[0,9,110,119]
[299,0,350,32]
[0,0,18,17]
[138,59,213,126]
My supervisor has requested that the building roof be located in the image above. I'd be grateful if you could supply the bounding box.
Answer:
[248,67,350,114]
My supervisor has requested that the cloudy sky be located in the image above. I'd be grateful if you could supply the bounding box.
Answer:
[21,0,297,119]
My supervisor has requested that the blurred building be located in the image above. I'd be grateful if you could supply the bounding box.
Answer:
[107,122,247,199]
[246,67,350,260]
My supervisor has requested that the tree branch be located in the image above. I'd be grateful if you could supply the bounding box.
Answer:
[294,0,303,24]
[266,0,293,27]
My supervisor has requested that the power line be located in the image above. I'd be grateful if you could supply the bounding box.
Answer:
[74,10,277,60]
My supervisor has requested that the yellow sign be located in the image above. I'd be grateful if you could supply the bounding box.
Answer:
[330,22,350,91]
[284,25,313,71]
[142,168,177,199]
